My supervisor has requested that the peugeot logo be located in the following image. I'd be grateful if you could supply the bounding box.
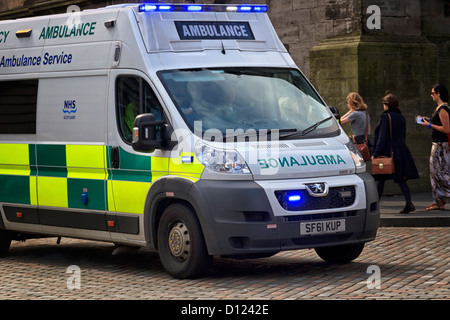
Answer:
[304,183,328,197]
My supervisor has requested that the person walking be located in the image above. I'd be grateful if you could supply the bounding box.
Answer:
[419,84,450,211]
[372,92,419,214]
[341,92,370,145]
[341,92,371,160]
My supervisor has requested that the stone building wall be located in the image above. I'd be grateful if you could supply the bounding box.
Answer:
[269,0,362,76]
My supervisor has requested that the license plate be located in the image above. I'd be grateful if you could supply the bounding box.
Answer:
[300,219,346,235]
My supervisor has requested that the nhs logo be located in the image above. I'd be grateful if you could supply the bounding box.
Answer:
[63,100,77,119]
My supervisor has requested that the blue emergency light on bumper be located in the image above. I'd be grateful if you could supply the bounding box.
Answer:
[138,4,268,13]
[287,194,302,203]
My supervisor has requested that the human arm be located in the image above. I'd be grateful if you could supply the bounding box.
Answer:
[372,114,390,158]
[421,106,450,134]
[340,110,353,125]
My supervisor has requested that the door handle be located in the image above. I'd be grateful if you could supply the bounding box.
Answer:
[111,146,120,169]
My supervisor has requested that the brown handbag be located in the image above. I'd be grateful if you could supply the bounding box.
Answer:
[372,113,395,175]
[353,112,370,161]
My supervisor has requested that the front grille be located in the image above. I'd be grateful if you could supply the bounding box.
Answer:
[275,186,356,211]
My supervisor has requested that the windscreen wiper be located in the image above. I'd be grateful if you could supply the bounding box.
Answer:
[279,116,332,140]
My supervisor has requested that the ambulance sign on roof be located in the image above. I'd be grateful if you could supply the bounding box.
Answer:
[175,21,254,40]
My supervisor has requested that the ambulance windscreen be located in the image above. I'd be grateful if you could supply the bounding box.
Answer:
[158,67,339,140]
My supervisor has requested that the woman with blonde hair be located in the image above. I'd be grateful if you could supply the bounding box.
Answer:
[341,92,370,146]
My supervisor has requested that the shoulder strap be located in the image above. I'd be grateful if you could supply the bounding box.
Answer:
[436,104,450,116]
[443,104,450,113]
[364,111,369,141]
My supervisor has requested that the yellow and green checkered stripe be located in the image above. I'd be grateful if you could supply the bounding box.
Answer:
[0,143,37,205]
[0,143,204,215]
[0,143,109,210]
[106,146,155,214]
[105,147,204,214]
[36,144,108,210]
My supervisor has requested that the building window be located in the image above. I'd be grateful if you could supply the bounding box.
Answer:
[0,79,38,134]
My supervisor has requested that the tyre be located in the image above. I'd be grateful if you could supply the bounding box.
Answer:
[315,243,365,264]
[0,229,11,257]
[157,203,212,279]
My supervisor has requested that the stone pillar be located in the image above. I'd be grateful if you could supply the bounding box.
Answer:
[310,0,443,194]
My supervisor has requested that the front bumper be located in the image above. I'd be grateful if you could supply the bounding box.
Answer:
[188,172,379,256]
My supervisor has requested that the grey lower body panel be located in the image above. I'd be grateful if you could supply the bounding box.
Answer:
[1,205,140,235]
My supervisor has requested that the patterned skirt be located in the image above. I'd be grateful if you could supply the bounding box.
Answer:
[429,142,450,206]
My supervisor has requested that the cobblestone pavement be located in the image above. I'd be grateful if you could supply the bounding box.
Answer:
[0,227,449,300]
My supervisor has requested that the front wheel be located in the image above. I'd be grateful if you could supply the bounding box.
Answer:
[315,243,365,264]
[157,204,212,279]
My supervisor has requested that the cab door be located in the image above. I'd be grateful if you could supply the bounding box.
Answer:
[106,71,169,239]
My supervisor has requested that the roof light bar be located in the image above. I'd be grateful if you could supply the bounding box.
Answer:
[138,4,267,13]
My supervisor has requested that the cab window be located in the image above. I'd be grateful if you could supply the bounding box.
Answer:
[116,76,163,143]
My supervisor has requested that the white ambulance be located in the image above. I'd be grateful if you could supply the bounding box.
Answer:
[0,3,379,278]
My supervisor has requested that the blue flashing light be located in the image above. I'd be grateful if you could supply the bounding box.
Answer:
[253,6,268,12]
[186,5,203,12]
[287,194,302,203]
[158,5,174,11]
[139,4,157,12]
[238,6,253,12]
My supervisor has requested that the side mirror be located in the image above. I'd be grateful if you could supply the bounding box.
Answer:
[329,107,340,123]
[132,113,175,153]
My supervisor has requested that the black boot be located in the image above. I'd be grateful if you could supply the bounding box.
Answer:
[399,203,415,214]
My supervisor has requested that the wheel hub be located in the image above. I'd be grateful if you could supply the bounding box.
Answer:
[168,222,190,261]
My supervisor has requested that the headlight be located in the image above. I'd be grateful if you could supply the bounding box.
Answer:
[194,141,251,174]
[345,140,366,170]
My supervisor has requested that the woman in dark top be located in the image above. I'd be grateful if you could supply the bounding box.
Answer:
[420,84,450,211]
[372,93,419,214]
